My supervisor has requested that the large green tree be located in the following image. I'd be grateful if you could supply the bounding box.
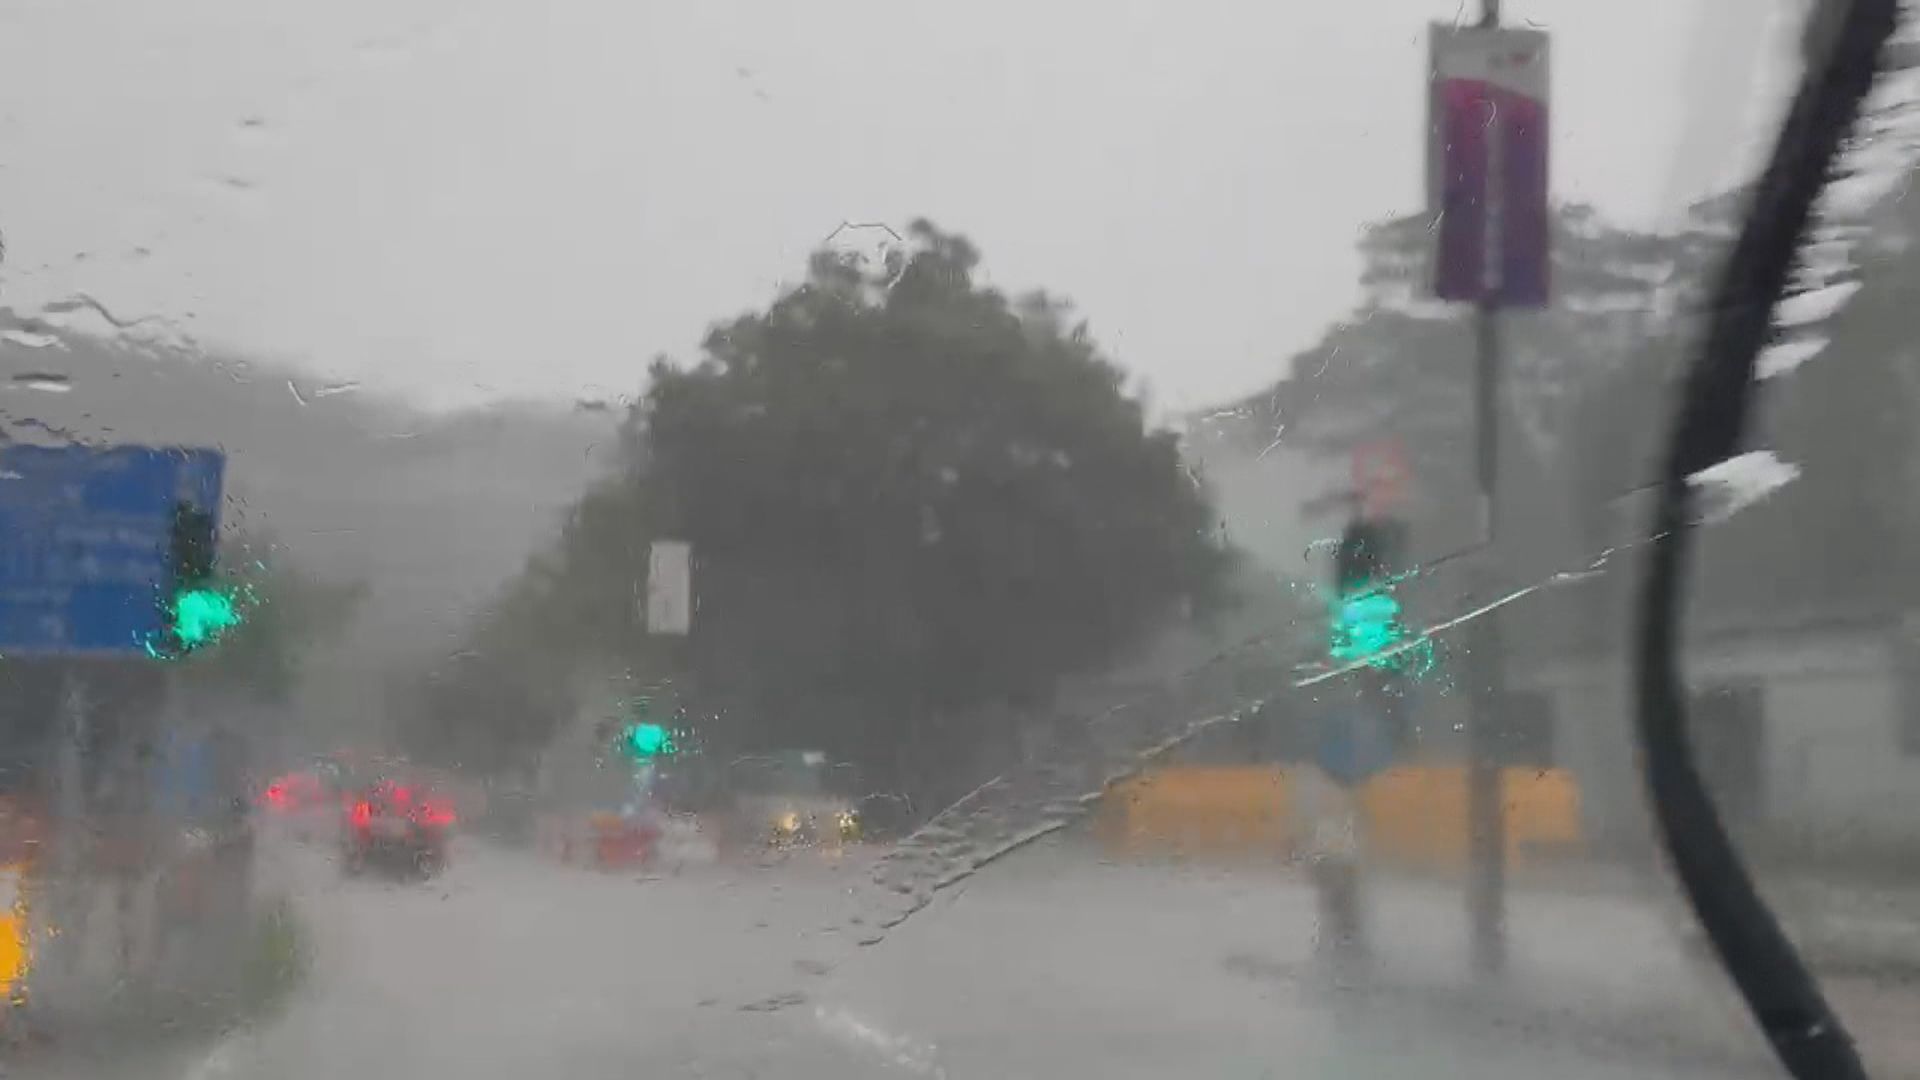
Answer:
[407,221,1235,793]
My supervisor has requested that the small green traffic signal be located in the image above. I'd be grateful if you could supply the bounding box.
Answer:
[170,586,241,650]
[624,721,675,759]
[1328,515,1422,672]
[150,501,242,656]
[1329,587,1407,666]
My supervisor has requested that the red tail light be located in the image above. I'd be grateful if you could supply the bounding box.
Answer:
[349,800,373,829]
[417,800,457,828]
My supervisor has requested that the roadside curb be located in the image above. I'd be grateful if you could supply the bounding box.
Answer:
[1222,949,1776,1077]
[0,892,310,1079]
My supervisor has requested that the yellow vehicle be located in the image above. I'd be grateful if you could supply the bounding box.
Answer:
[0,795,41,1010]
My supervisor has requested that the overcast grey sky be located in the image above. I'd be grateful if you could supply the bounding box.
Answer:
[0,0,1788,413]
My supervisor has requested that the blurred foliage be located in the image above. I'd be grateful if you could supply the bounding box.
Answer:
[404,220,1236,787]
[1214,189,1920,643]
[1218,203,1712,573]
[175,533,367,704]
[1725,189,1920,609]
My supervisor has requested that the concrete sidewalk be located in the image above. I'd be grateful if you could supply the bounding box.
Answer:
[1260,866,1920,1078]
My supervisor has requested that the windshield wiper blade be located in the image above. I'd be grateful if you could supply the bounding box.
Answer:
[1636,2,1898,1077]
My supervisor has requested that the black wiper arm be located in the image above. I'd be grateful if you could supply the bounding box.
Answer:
[1636,1,1897,1078]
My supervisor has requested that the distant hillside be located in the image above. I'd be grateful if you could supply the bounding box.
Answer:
[0,327,621,738]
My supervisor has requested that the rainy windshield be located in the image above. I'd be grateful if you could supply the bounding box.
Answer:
[0,1,1917,1077]
[732,753,836,798]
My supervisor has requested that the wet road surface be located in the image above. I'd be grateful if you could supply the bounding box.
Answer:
[23,831,1785,1079]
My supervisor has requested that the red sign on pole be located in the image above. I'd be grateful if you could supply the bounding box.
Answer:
[1428,25,1551,307]
[1352,441,1411,518]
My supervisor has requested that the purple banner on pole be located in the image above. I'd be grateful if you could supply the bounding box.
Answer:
[1428,26,1550,307]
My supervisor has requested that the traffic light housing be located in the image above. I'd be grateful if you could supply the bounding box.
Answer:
[1333,517,1406,595]
[153,500,240,655]
[169,502,217,583]
[1329,516,1411,669]
[1328,514,1424,753]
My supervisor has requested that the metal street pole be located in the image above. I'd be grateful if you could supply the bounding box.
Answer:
[48,664,91,992]
[1464,0,1510,978]
[1466,303,1508,977]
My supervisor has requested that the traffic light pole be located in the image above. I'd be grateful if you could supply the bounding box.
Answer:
[1466,301,1509,977]
[46,665,91,990]
[1463,0,1510,979]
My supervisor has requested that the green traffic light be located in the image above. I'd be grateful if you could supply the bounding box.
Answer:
[145,583,245,657]
[625,721,675,758]
[1327,583,1436,678]
[151,499,243,657]
[1330,588,1404,665]
[1329,586,1413,672]
[172,585,242,648]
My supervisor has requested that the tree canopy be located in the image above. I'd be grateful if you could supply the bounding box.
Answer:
[404,220,1235,790]
[1204,189,1920,653]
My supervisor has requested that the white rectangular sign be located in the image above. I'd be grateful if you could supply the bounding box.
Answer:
[645,540,692,635]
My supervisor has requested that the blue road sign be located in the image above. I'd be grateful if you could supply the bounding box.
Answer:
[0,445,225,655]
[1316,702,1395,788]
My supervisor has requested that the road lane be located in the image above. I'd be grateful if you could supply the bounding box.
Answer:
[100,832,1784,1080]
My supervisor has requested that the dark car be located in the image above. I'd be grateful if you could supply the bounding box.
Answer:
[341,778,456,878]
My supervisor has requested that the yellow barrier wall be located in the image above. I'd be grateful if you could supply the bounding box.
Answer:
[1103,767,1294,854]
[1104,764,1581,865]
